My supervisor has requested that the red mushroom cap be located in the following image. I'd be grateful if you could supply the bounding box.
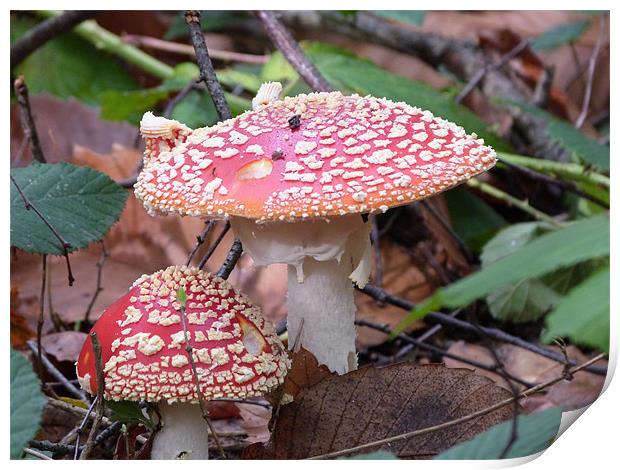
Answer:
[135,91,496,222]
[76,266,290,403]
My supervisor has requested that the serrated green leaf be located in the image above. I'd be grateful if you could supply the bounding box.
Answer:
[11,348,47,459]
[444,187,507,252]
[372,10,427,26]
[11,16,137,105]
[397,215,610,330]
[435,408,562,459]
[543,266,609,352]
[532,20,590,50]
[11,163,128,255]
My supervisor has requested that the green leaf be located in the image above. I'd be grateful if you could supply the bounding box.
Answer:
[340,450,399,460]
[435,408,562,459]
[371,10,427,26]
[547,120,609,171]
[100,87,171,125]
[105,400,156,431]
[11,348,47,459]
[444,187,507,252]
[532,20,590,50]
[543,266,609,352]
[487,280,561,323]
[397,215,610,330]
[218,68,263,93]
[11,163,128,255]
[170,89,219,129]
[503,100,609,171]
[480,222,546,266]
[11,16,137,105]
[176,288,188,308]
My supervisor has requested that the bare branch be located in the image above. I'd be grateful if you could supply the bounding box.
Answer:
[14,76,46,164]
[256,11,332,92]
[79,332,105,459]
[216,238,243,280]
[83,241,108,325]
[186,220,218,266]
[198,221,231,270]
[184,10,232,121]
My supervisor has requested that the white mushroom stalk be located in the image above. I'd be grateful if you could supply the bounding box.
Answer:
[151,402,210,460]
[231,215,372,374]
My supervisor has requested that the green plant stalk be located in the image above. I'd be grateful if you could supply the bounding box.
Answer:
[37,10,175,80]
[498,152,610,188]
[467,178,563,228]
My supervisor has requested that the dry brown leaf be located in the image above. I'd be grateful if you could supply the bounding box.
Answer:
[238,404,272,444]
[41,331,87,363]
[444,341,606,411]
[205,401,240,420]
[10,95,137,167]
[281,348,334,400]
[10,286,35,348]
[243,363,513,459]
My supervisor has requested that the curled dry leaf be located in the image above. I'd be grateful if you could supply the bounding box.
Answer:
[281,347,334,401]
[243,363,513,459]
[444,340,606,411]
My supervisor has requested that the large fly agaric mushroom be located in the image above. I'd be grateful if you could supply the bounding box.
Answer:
[135,83,496,374]
[76,265,290,459]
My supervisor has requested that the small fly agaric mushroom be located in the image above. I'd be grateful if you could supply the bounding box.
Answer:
[76,265,290,459]
[135,82,496,374]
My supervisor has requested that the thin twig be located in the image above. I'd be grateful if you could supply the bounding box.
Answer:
[14,76,46,163]
[36,255,47,382]
[575,15,606,129]
[121,34,269,64]
[83,241,108,325]
[216,238,243,280]
[79,332,105,459]
[11,175,74,286]
[23,448,53,460]
[358,284,607,376]
[163,81,196,118]
[355,319,533,388]
[26,340,88,401]
[47,397,111,426]
[211,397,271,409]
[256,11,332,92]
[185,10,232,121]
[11,11,98,67]
[455,39,532,104]
[466,178,562,228]
[198,221,231,270]
[186,220,218,266]
[308,353,605,459]
[74,398,98,459]
[176,293,227,459]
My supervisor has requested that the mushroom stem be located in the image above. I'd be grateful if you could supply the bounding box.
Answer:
[287,257,358,374]
[151,402,210,460]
